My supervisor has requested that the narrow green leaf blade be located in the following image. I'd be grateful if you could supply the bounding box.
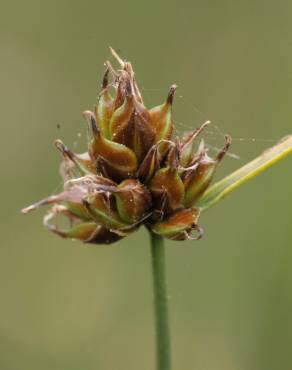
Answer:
[197,135,292,211]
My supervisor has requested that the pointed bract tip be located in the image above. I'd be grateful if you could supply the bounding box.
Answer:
[82,110,94,119]
[184,120,211,147]
[21,205,35,214]
[109,47,125,67]
[216,135,232,161]
[105,61,118,79]
[196,120,211,137]
[124,62,134,77]
[54,139,66,153]
[83,110,99,137]
[196,119,211,135]
[54,139,75,161]
[225,134,232,145]
[102,67,110,89]
[167,85,177,105]
[21,194,61,214]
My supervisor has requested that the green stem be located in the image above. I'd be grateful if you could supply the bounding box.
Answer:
[150,232,171,370]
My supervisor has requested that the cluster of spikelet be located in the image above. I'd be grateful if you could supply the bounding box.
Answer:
[22,48,231,244]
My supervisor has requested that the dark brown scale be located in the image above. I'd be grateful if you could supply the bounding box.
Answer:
[113,108,155,163]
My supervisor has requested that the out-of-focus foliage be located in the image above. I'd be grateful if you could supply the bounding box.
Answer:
[0,1,291,369]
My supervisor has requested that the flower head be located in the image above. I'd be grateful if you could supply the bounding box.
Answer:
[22,49,292,244]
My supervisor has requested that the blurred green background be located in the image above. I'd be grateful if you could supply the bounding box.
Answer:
[1,0,292,369]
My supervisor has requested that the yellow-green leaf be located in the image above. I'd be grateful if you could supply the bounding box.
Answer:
[197,135,292,211]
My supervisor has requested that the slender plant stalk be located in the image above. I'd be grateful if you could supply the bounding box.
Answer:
[150,232,171,370]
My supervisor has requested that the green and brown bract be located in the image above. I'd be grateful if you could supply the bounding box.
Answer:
[22,48,231,244]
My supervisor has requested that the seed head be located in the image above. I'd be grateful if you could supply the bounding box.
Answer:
[22,48,232,243]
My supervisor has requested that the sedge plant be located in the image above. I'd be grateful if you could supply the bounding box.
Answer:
[22,48,292,370]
